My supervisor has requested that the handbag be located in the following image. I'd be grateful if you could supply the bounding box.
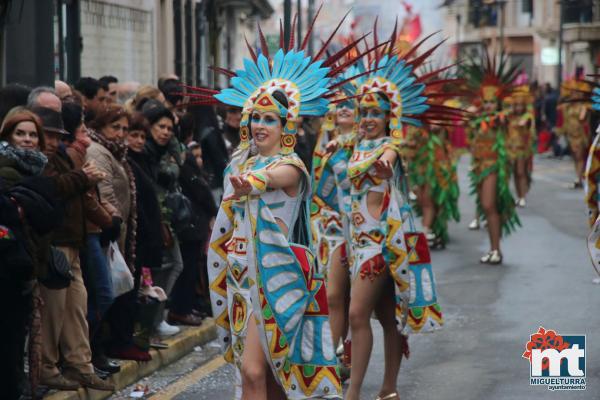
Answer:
[164,189,194,234]
[107,241,134,297]
[40,246,74,289]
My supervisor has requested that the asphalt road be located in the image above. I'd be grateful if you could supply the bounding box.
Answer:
[121,154,600,400]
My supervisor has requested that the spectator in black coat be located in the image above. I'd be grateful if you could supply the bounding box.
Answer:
[168,142,217,325]
[191,103,229,203]
[0,175,62,400]
[105,113,162,361]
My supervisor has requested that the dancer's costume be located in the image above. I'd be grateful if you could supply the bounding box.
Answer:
[347,33,462,334]
[310,65,361,277]
[462,52,521,235]
[406,102,461,246]
[557,80,591,157]
[190,15,367,399]
[505,85,535,169]
[583,79,600,276]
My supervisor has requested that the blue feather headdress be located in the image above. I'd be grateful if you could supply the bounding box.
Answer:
[185,7,373,154]
[353,21,465,143]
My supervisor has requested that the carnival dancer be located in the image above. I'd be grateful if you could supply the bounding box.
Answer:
[405,79,461,248]
[462,51,521,264]
[310,63,365,376]
[556,77,592,189]
[188,11,367,399]
[582,77,600,278]
[344,30,458,400]
[505,85,535,207]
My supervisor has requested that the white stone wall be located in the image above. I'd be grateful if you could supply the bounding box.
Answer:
[80,0,155,84]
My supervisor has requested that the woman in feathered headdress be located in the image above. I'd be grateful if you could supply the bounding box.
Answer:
[462,51,521,264]
[405,67,462,249]
[505,85,535,207]
[310,59,369,379]
[186,10,368,399]
[556,73,592,189]
[344,26,459,400]
[583,77,600,229]
[579,76,600,281]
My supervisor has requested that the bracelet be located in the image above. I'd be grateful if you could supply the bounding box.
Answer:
[246,172,268,195]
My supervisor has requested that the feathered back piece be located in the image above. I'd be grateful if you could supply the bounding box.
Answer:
[504,84,533,106]
[460,48,520,104]
[184,6,368,154]
[560,78,592,102]
[354,20,466,142]
[568,74,600,110]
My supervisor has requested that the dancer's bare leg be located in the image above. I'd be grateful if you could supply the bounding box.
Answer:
[515,158,528,199]
[346,271,389,400]
[326,245,350,348]
[374,278,403,398]
[480,173,501,252]
[241,315,268,400]
[417,184,435,230]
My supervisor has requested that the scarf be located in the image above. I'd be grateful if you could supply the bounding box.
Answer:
[88,130,138,271]
[0,141,47,177]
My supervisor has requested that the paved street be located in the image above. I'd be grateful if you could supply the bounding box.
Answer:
[117,154,599,400]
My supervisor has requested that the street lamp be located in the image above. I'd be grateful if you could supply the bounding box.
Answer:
[496,0,506,55]
[557,0,564,88]
[455,12,461,64]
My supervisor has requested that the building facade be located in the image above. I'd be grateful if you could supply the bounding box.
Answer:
[442,0,600,86]
[1,0,274,87]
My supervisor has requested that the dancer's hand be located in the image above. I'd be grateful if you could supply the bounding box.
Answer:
[228,175,252,199]
[373,159,393,179]
[325,139,339,153]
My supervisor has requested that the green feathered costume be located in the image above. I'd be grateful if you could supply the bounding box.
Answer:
[407,126,460,243]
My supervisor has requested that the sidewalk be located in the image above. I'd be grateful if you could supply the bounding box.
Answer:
[43,319,217,400]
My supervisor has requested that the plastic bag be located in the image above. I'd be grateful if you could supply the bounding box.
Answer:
[107,241,134,297]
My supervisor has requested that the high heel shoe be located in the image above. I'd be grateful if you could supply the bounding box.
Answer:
[375,393,399,400]
[480,250,502,265]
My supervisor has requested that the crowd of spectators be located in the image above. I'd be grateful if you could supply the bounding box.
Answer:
[0,75,247,398]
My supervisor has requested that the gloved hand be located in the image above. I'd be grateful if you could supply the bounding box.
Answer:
[100,216,122,247]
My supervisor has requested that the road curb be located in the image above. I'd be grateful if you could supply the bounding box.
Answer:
[43,319,217,400]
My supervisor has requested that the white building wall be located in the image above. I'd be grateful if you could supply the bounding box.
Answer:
[80,0,155,84]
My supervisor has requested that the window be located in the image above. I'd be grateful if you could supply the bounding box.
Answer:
[522,0,533,14]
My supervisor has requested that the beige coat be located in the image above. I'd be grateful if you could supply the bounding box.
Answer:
[86,141,131,224]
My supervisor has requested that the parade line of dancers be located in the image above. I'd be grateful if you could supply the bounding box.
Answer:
[183,9,598,400]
